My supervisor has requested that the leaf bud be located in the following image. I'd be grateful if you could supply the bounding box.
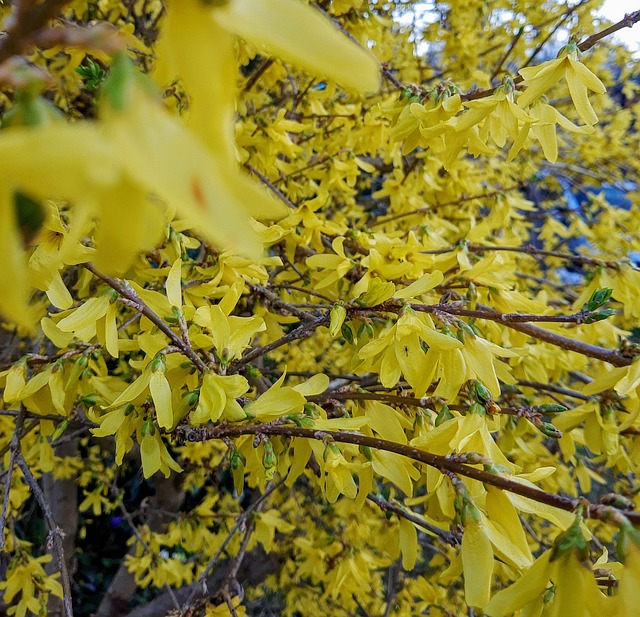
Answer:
[538,421,563,439]
[469,380,492,404]
[537,403,568,414]
[341,323,354,344]
[584,287,613,311]
[585,308,615,324]
[435,405,453,426]
[469,402,486,416]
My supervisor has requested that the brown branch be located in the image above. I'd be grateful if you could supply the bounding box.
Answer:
[229,312,329,371]
[243,57,275,92]
[466,243,622,269]
[249,284,320,322]
[178,479,284,616]
[516,379,594,401]
[15,452,74,616]
[462,9,640,102]
[0,409,26,552]
[400,301,631,367]
[179,422,640,526]
[0,0,73,64]
[245,164,297,209]
[370,185,522,228]
[84,263,208,373]
[520,0,590,69]
[366,493,459,545]
[490,26,525,82]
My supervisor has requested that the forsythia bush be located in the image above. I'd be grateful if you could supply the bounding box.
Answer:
[1,1,640,616]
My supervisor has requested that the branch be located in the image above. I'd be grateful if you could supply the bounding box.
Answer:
[178,423,640,526]
[360,299,631,367]
[178,479,284,616]
[0,409,25,551]
[84,263,208,373]
[0,0,74,64]
[370,185,523,228]
[15,452,74,616]
[229,312,329,371]
[367,493,460,546]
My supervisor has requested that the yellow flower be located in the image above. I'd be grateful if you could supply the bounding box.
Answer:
[518,44,606,126]
[139,426,182,479]
[191,372,249,425]
[245,373,329,420]
[485,512,607,617]
[157,0,379,152]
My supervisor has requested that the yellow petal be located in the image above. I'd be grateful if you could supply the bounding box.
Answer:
[0,191,32,328]
[484,550,552,617]
[462,520,494,608]
[165,258,183,308]
[569,58,606,93]
[57,296,110,332]
[565,64,598,125]
[140,432,162,478]
[517,61,565,108]
[92,179,164,276]
[399,517,418,570]
[395,271,444,299]
[150,371,173,429]
[292,373,330,397]
[213,0,380,92]
[192,372,226,424]
[101,62,268,258]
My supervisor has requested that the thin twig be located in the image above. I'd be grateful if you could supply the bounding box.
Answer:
[16,452,74,617]
[179,479,284,616]
[229,312,329,371]
[84,263,208,372]
[367,493,459,545]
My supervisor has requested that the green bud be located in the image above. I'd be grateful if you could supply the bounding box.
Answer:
[538,421,563,439]
[100,52,135,111]
[51,420,69,442]
[585,308,615,324]
[341,323,354,344]
[616,524,640,564]
[550,509,589,562]
[470,380,492,404]
[469,402,486,416]
[262,441,277,469]
[537,404,568,414]
[4,92,62,129]
[150,355,166,373]
[81,393,99,407]
[466,282,478,310]
[230,449,246,470]
[141,418,156,437]
[245,364,262,379]
[584,288,613,311]
[435,405,453,426]
[359,445,373,461]
[66,354,90,389]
